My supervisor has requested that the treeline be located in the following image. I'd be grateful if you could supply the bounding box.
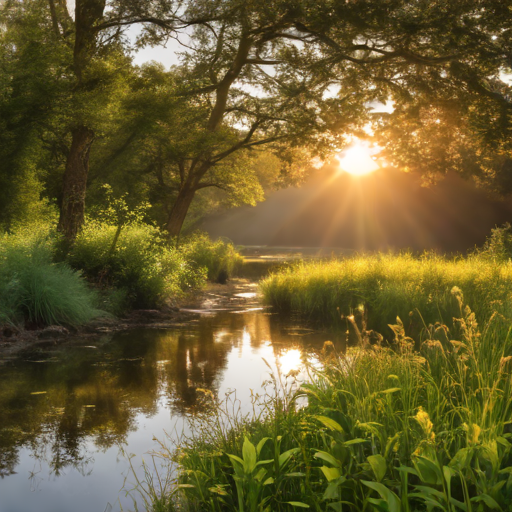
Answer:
[1,0,512,241]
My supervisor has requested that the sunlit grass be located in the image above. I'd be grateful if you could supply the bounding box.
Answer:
[156,303,512,511]
[260,252,512,333]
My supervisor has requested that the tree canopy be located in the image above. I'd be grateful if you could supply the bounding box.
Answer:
[1,0,511,237]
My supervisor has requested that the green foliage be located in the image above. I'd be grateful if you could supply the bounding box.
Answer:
[0,231,102,327]
[477,223,512,262]
[260,253,512,334]
[165,302,512,512]
[68,220,207,309]
[180,233,243,283]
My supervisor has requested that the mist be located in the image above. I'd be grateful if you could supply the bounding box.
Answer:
[202,166,512,253]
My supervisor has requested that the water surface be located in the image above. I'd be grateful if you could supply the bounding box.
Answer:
[0,283,341,512]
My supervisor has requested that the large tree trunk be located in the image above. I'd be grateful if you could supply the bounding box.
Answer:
[57,126,94,241]
[166,185,197,238]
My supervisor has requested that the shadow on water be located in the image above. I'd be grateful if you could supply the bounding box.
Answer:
[0,275,343,512]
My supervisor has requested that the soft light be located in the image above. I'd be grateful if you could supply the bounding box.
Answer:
[278,349,302,375]
[337,142,379,176]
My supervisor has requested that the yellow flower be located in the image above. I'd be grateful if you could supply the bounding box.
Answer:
[463,423,481,445]
[415,407,435,442]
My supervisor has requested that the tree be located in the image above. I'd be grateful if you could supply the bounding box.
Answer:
[297,0,512,192]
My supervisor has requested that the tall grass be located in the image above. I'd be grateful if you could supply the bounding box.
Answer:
[179,233,243,284]
[260,253,512,333]
[0,233,102,327]
[160,297,512,511]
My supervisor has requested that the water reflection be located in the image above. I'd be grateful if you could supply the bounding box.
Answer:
[0,310,341,512]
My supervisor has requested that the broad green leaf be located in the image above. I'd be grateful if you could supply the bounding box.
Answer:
[314,450,341,468]
[256,437,270,456]
[471,494,501,510]
[242,437,257,474]
[368,454,387,482]
[323,477,347,500]
[279,448,300,468]
[414,456,442,485]
[450,448,473,471]
[344,438,367,446]
[449,497,468,511]
[285,502,310,508]
[320,465,341,482]
[362,481,401,512]
[367,497,389,512]
[315,415,344,432]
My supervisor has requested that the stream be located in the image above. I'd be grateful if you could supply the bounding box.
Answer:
[0,254,342,512]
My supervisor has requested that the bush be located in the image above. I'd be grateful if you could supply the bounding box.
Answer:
[0,233,102,327]
[180,233,243,283]
[477,223,512,261]
[68,221,207,309]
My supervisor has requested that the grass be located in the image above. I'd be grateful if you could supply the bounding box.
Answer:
[153,297,512,511]
[260,252,512,334]
[0,232,102,327]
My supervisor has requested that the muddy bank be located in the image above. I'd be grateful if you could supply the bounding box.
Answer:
[0,278,264,361]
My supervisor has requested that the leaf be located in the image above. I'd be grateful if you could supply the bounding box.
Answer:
[285,502,310,508]
[227,453,244,476]
[279,448,300,468]
[368,454,387,482]
[413,456,442,485]
[256,437,270,456]
[471,494,501,510]
[263,477,274,486]
[449,448,473,471]
[344,438,367,446]
[362,481,401,512]
[315,415,344,432]
[320,466,341,482]
[379,388,401,394]
[367,497,390,512]
[242,437,257,474]
[314,450,341,468]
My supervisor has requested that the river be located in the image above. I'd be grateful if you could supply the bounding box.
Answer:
[0,255,342,512]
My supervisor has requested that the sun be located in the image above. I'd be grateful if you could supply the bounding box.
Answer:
[336,141,380,176]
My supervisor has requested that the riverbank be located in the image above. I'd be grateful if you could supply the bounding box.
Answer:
[261,252,512,334]
[0,278,263,361]
[0,271,338,512]
[168,294,512,511]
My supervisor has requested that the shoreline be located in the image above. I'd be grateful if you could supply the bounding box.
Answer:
[0,278,263,361]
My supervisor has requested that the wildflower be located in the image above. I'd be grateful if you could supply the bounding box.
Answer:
[463,423,481,445]
[415,407,435,442]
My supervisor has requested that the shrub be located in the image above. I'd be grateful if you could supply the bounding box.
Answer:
[477,223,512,261]
[180,232,243,283]
[0,233,101,327]
[68,221,207,309]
